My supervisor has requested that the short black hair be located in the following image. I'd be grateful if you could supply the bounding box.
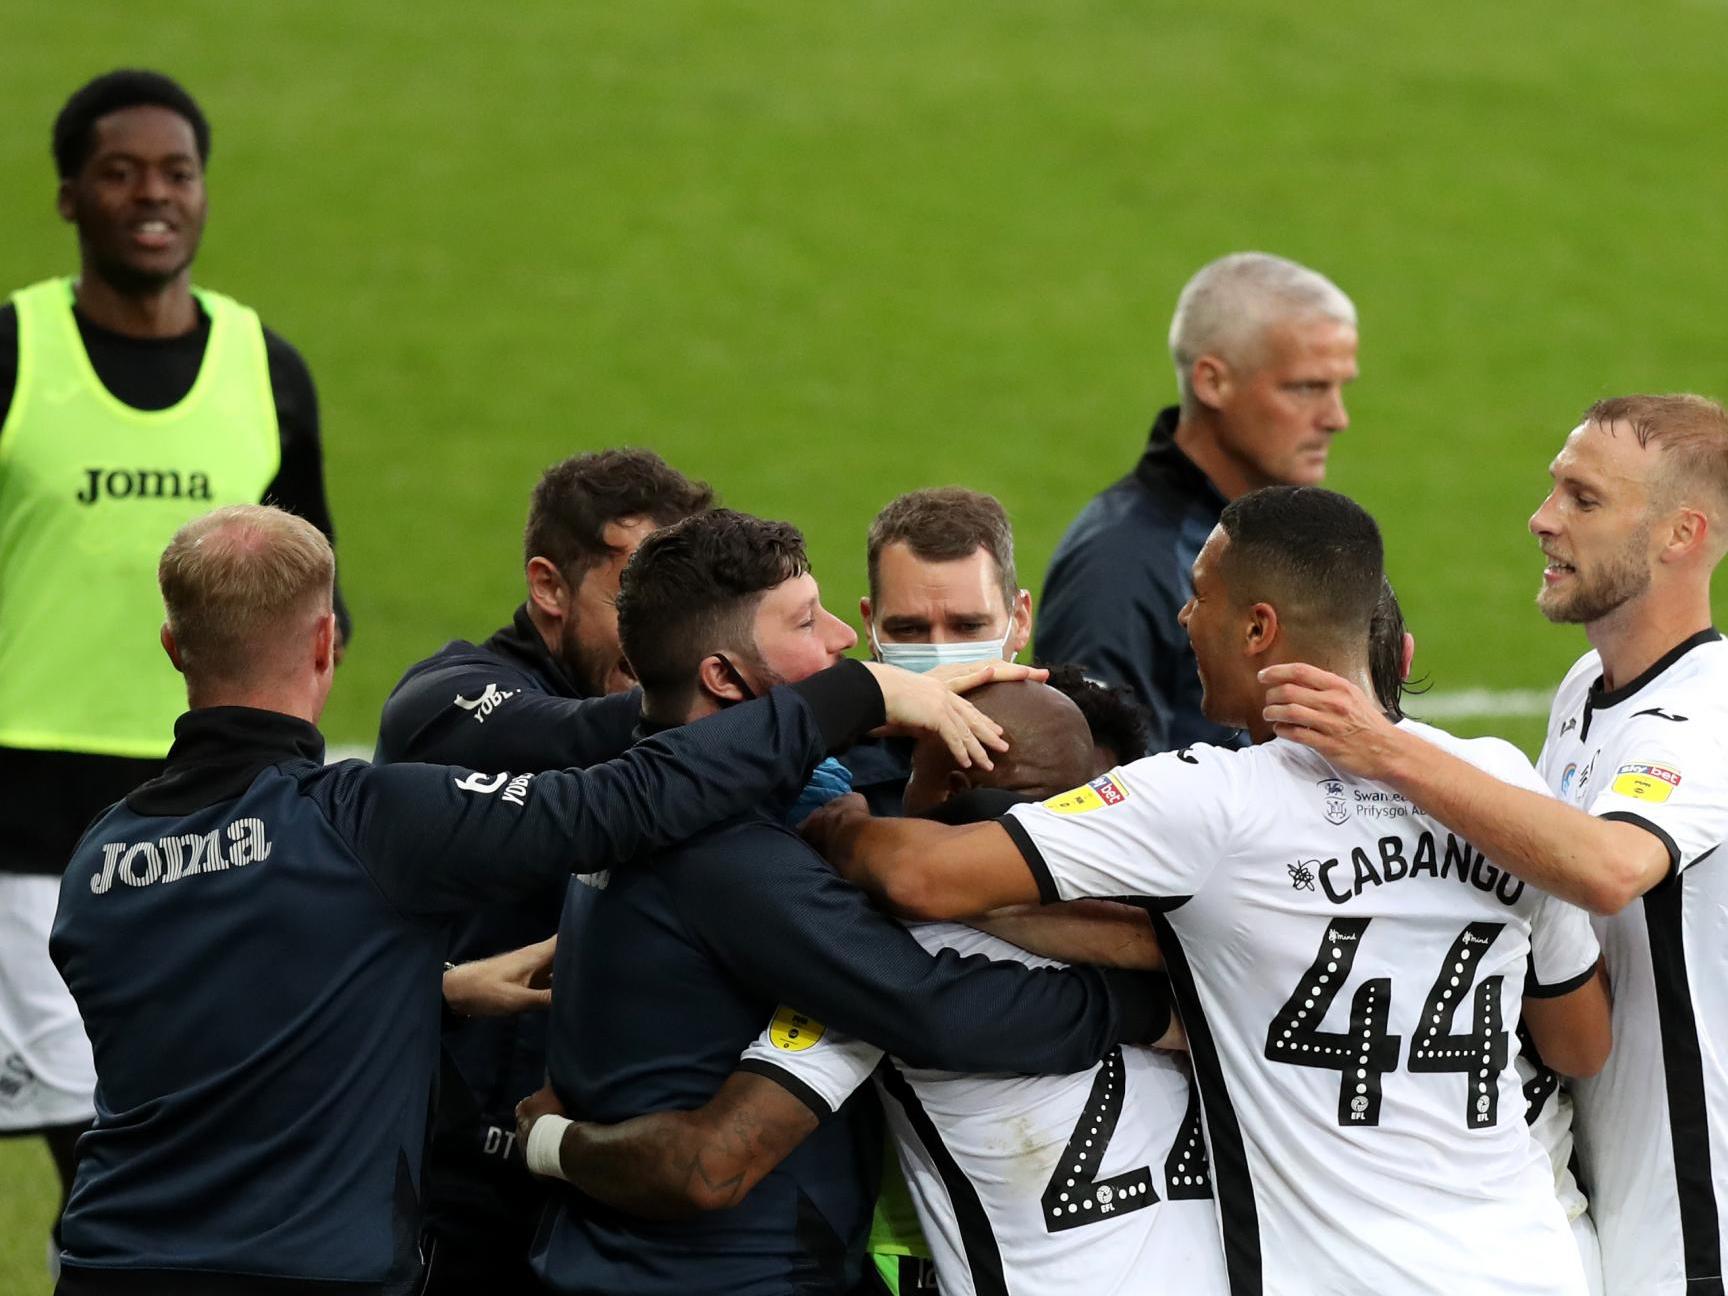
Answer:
[617,509,808,711]
[524,449,714,581]
[1041,663,1151,765]
[54,70,211,180]
[1217,486,1384,651]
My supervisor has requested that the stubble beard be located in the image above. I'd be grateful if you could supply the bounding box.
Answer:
[1537,529,1652,626]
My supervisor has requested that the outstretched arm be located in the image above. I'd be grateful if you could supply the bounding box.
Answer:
[800,794,1042,920]
[1260,664,1669,915]
[517,1073,819,1218]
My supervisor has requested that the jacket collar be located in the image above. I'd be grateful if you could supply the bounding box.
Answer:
[482,604,587,698]
[1131,405,1231,513]
[126,707,325,814]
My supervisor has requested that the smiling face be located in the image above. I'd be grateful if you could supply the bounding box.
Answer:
[1529,421,1660,625]
[59,104,207,295]
[1176,527,1253,728]
[738,572,858,691]
[1208,316,1358,491]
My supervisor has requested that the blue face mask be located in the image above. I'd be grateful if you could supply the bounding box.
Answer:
[868,618,1018,674]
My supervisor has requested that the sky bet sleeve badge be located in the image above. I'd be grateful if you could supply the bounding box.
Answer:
[1611,763,1681,803]
[1044,771,1132,815]
[768,1006,826,1052]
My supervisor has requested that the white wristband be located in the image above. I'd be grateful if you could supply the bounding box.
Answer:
[525,1114,573,1181]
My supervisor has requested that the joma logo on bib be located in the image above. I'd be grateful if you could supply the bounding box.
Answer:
[77,467,214,505]
[90,817,272,894]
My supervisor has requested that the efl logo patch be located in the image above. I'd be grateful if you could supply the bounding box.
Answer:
[1045,772,1131,815]
[768,1006,826,1052]
[1611,763,1681,803]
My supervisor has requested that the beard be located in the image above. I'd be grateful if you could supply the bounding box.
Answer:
[556,618,628,698]
[1537,529,1652,625]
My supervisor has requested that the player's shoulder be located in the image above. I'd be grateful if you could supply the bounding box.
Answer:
[1400,718,1543,788]
[1657,633,1728,700]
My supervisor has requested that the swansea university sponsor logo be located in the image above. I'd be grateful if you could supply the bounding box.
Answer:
[1318,777,1349,826]
[77,467,213,505]
[1044,770,1131,816]
[453,683,517,723]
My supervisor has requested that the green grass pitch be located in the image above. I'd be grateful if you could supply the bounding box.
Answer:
[3,0,1726,1287]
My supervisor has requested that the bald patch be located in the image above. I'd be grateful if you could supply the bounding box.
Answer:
[960,682,1098,798]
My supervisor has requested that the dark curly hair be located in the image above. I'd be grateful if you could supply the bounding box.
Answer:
[1040,663,1152,766]
[617,509,808,711]
[524,449,713,581]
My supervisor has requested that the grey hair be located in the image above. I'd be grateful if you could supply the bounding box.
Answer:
[1168,253,1357,409]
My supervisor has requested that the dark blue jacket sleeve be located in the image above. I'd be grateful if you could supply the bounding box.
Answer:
[324,662,885,916]
[375,654,642,771]
[1038,518,1180,754]
[675,831,1162,1075]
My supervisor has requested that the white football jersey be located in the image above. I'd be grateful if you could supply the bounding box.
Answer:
[1538,632,1728,1296]
[740,924,1230,1296]
[1002,723,1600,1296]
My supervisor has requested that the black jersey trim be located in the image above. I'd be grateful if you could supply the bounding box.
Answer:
[1524,958,1598,999]
[1601,810,1682,880]
[735,1058,836,1121]
[1151,914,1261,1296]
[1585,628,1721,718]
[876,1061,1008,1296]
[1643,878,1723,1287]
[998,813,1060,905]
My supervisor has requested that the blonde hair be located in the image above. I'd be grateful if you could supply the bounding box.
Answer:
[158,505,334,682]
[1587,394,1728,527]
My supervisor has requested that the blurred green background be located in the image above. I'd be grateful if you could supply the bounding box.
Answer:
[4,0,1725,1288]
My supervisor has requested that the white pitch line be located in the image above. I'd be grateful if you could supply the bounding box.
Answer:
[323,688,1557,765]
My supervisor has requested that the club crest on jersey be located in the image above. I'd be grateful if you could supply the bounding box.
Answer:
[1318,778,1349,826]
[1611,763,1681,803]
[768,1006,826,1052]
[1044,771,1131,815]
[1559,763,1577,797]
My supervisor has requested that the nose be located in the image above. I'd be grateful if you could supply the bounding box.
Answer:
[1529,491,1560,538]
[1322,387,1349,433]
[1177,598,1194,629]
[825,611,858,657]
[135,167,171,204]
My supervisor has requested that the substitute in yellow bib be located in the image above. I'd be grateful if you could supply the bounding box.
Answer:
[0,70,350,1259]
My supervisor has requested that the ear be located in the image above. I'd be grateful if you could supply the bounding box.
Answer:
[1008,589,1033,657]
[696,653,750,705]
[1190,354,1232,412]
[57,179,76,224]
[944,768,974,801]
[1659,507,1710,565]
[312,611,337,676]
[526,556,570,620]
[859,595,875,644]
[1243,601,1281,659]
[160,624,186,674]
[1399,631,1417,682]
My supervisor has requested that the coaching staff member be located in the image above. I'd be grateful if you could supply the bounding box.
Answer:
[1036,251,1356,753]
[533,510,1162,1295]
[49,504,1000,1296]
[0,70,349,1241]
[375,449,712,1294]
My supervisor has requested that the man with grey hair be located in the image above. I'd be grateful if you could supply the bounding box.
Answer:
[1037,251,1358,752]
